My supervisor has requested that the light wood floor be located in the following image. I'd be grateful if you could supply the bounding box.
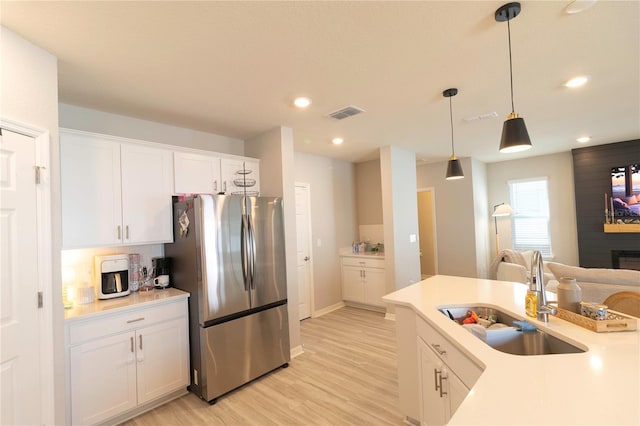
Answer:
[122,307,404,425]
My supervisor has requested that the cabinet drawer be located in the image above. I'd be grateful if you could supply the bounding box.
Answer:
[416,318,483,389]
[68,300,186,346]
[341,257,385,269]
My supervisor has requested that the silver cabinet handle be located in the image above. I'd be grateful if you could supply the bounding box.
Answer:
[431,344,447,356]
[126,317,145,324]
[139,334,143,350]
[130,336,134,353]
[223,181,227,192]
[125,225,130,240]
[214,180,218,192]
[117,225,121,240]
[433,368,439,391]
[439,372,448,398]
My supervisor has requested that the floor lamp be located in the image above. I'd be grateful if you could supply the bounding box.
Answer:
[493,203,514,256]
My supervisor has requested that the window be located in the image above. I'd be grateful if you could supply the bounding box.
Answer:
[508,177,553,258]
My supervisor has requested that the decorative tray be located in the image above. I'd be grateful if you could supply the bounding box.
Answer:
[555,307,638,332]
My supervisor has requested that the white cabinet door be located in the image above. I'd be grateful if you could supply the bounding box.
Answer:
[417,338,447,426]
[363,267,386,307]
[121,143,174,244]
[342,266,364,302]
[136,317,190,405]
[173,152,221,194]
[61,132,122,248]
[69,332,137,426]
[221,158,260,195]
[446,369,469,421]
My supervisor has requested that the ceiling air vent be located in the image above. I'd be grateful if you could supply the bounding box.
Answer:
[326,105,366,120]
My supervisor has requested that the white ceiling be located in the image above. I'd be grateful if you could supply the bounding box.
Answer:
[2,1,639,164]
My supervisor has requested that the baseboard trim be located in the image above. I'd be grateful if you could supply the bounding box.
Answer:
[290,345,304,359]
[312,301,345,318]
[343,301,386,314]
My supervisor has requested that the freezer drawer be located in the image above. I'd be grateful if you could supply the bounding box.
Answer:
[198,303,290,402]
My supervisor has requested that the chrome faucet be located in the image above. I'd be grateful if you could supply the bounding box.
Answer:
[530,250,557,322]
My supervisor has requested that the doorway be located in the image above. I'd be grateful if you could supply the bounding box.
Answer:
[417,188,438,278]
[0,123,53,425]
[294,182,313,320]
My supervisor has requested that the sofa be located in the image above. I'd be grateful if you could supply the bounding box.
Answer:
[491,249,640,304]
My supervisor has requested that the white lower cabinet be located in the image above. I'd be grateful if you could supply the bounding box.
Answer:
[67,298,189,425]
[341,257,386,308]
[415,319,482,426]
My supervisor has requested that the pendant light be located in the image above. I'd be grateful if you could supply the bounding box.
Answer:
[495,2,532,153]
[443,88,464,180]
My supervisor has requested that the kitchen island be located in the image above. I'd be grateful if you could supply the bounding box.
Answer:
[383,275,640,425]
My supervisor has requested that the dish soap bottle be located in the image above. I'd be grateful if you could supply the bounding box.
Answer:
[525,278,538,318]
[557,277,581,314]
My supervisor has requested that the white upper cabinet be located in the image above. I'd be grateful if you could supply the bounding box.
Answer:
[120,143,174,244]
[173,151,222,194]
[174,153,260,196]
[61,131,124,248]
[221,158,260,195]
[60,129,174,249]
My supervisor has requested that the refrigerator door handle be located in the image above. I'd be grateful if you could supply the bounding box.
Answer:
[241,214,249,291]
[247,213,257,290]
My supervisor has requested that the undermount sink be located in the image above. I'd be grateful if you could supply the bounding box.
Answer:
[439,305,587,356]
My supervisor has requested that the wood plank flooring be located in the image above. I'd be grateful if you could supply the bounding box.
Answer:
[122,307,404,425]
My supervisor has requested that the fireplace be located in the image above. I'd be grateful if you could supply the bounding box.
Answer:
[611,250,640,271]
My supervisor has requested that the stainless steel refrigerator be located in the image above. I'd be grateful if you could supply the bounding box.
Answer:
[165,194,290,403]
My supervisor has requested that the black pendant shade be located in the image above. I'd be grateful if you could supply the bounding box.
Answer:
[496,2,533,154]
[443,87,464,180]
[446,157,464,180]
[499,113,532,153]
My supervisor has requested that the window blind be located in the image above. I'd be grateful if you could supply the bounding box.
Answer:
[508,178,553,258]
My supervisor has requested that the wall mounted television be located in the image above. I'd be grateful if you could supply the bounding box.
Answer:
[611,164,640,218]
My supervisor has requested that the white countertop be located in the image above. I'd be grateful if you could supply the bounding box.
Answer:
[339,248,385,259]
[383,275,640,425]
[65,287,189,322]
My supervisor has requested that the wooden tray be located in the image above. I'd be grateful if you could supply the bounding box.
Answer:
[555,307,638,332]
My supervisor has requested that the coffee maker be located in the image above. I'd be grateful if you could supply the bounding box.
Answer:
[152,257,172,288]
[95,254,130,299]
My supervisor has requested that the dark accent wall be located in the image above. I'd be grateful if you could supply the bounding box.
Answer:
[572,139,640,268]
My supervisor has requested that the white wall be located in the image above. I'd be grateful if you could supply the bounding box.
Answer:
[294,152,357,312]
[1,26,63,424]
[416,157,479,278]
[487,151,579,266]
[59,103,244,155]
[355,159,383,225]
[471,159,491,278]
[380,146,421,292]
[245,127,301,354]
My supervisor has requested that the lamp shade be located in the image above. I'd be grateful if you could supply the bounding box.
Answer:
[493,203,514,217]
[445,157,464,180]
[499,115,532,153]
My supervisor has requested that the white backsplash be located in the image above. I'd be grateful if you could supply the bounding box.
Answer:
[61,244,164,289]
[359,224,384,244]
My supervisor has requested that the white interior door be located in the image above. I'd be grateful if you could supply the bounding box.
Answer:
[295,183,313,320]
[417,188,438,278]
[0,129,42,425]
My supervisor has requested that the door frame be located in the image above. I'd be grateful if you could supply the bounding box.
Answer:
[294,182,315,319]
[1,117,54,424]
[417,187,438,277]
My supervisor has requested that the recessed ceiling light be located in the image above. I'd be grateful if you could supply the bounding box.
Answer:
[332,137,344,145]
[564,76,589,88]
[576,136,591,143]
[293,97,312,108]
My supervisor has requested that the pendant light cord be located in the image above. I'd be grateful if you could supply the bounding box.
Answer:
[449,96,455,156]
[507,18,515,114]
